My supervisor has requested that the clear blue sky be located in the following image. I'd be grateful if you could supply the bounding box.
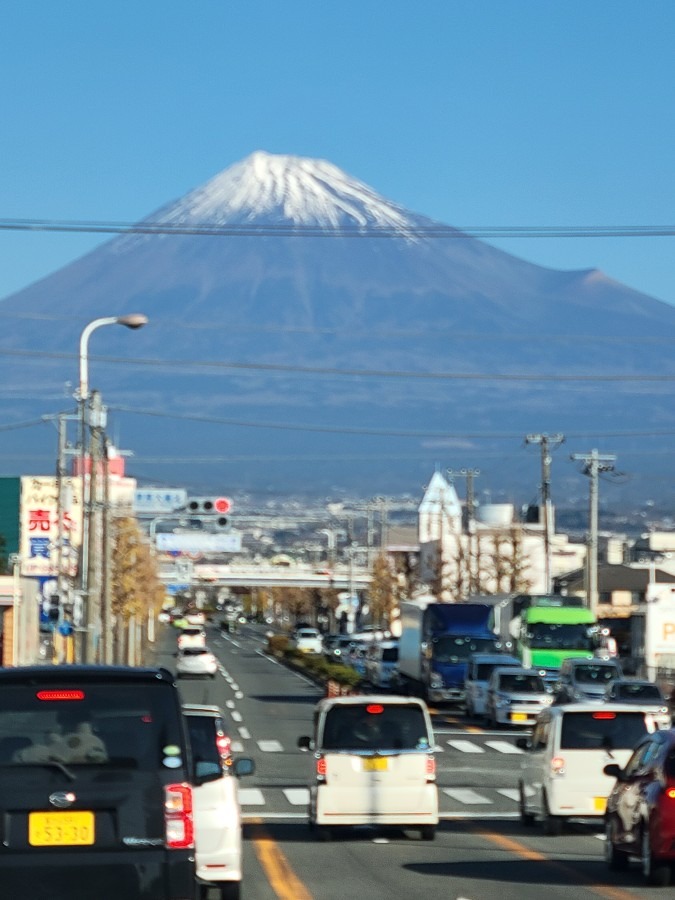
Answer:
[2,0,674,306]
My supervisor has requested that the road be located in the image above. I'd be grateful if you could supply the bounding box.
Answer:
[155,622,672,900]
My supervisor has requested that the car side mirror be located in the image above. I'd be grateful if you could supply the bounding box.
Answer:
[297,735,313,751]
[603,763,623,780]
[233,757,255,778]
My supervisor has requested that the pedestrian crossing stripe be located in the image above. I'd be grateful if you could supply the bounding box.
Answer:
[236,786,530,808]
[234,737,524,754]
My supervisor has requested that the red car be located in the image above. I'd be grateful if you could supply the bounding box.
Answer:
[604,728,675,886]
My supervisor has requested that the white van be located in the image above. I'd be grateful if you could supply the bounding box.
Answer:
[183,704,255,900]
[465,653,521,718]
[364,641,399,689]
[518,703,659,835]
[298,695,438,840]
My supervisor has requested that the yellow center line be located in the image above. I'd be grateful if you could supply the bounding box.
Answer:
[248,818,314,900]
[473,827,641,900]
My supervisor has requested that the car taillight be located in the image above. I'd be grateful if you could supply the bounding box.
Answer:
[666,787,675,799]
[551,756,566,775]
[316,755,327,782]
[165,783,194,849]
[426,755,436,782]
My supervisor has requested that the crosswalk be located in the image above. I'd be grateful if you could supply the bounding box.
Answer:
[237,785,525,812]
[239,737,524,755]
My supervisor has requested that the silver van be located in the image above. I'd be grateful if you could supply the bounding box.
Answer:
[298,695,438,840]
[465,653,520,718]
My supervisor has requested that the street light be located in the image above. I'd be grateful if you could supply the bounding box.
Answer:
[77,314,148,662]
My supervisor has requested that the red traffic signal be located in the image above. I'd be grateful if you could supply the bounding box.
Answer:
[214,497,231,514]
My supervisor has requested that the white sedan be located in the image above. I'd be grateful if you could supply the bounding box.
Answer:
[176,646,218,679]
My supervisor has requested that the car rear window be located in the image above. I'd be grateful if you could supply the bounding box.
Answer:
[320,703,431,752]
[181,647,209,656]
[560,711,648,750]
[499,674,544,692]
[573,665,620,684]
[0,684,185,770]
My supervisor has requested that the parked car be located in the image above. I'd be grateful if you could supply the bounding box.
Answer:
[0,665,198,900]
[485,667,553,727]
[183,703,255,899]
[464,653,521,718]
[603,679,671,729]
[177,626,207,650]
[289,627,322,654]
[298,695,438,840]
[518,702,659,835]
[176,646,219,679]
[603,728,675,886]
[553,657,623,703]
[364,640,399,689]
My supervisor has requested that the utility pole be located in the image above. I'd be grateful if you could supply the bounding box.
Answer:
[570,449,616,615]
[526,433,564,594]
[86,391,106,663]
[447,468,480,594]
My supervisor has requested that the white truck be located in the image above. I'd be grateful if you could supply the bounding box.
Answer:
[634,585,675,680]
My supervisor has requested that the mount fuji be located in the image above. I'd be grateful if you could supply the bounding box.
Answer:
[1,151,674,501]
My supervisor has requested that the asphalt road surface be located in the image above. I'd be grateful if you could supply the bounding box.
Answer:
[154,621,673,900]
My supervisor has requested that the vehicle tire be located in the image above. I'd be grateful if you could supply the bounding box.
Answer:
[316,825,333,842]
[218,882,241,900]
[519,782,535,826]
[419,825,436,841]
[604,818,629,871]
[641,826,671,886]
[542,793,563,836]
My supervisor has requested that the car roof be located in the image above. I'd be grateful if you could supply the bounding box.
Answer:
[315,694,428,711]
[470,653,519,664]
[0,665,176,684]
[182,703,223,717]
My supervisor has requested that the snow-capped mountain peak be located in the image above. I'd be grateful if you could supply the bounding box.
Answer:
[153,150,418,231]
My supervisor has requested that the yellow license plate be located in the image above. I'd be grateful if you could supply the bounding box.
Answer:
[29,811,95,846]
[362,757,388,772]
[510,713,528,722]
[593,797,607,813]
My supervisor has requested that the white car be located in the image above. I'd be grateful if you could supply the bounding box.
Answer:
[177,626,207,650]
[183,704,255,900]
[176,646,218,679]
[298,695,438,840]
[289,627,322,654]
[518,702,659,834]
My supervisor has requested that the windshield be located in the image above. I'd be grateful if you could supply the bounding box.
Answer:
[526,622,595,651]
[574,665,619,684]
[320,703,431,752]
[433,636,499,662]
[498,674,545,693]
[560,712,648,750]
[0,684,184,770]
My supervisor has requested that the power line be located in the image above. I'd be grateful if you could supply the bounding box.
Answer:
[0,347,674,383]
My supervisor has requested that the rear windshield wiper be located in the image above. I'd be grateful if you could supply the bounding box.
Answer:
[20,760,77,781]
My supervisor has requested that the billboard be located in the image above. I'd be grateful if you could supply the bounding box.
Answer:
[20,476,83,578]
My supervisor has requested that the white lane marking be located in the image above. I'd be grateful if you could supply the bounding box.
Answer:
[231,683,240,691]
[283,788,309,805]
[485,740,523,754]
[226,700,236,709]
[238,788,265,805]
[231,711,243,722]
[238,727,250,739]
[231,741,244,752]
[496,788,520,802]
[235,691,244,699]
[447,740,484,754]
[258,740,284,752]
[442,788,492,805]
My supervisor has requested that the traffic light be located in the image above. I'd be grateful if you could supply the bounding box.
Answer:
[186,497,231,529]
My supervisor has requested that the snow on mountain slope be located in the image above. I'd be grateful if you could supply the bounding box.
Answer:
[151,150,420,232]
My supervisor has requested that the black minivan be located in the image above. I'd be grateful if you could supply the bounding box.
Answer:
[0,666,197,900]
